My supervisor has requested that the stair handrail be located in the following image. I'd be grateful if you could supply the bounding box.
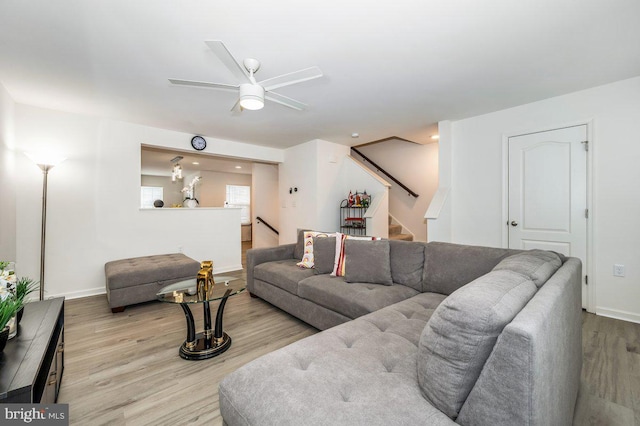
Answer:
[351,147,419,197]
[256,216,279,235]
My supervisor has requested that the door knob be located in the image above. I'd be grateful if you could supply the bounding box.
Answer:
[510,221,518,227]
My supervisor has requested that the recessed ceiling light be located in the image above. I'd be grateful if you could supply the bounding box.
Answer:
[431,135,440,140]
[351,133,359,138]
[192,162,199,165]
[235,166,242,169]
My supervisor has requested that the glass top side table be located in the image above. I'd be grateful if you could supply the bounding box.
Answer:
[157,276,245,360]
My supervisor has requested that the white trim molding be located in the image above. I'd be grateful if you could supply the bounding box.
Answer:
[596,307,640,325]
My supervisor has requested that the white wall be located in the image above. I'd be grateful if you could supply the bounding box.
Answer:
[315,140,352,233]
[278,140,390,244]
[199,170,251,207]
[13,104,282,299]
[278,139,351,244]
[0,83,16,261]
[426,120,453,243]
[279,140,319,244]
[439,76,640,323]
[252,163,279,248]
[358,139,439,241]
[340,157,390,238]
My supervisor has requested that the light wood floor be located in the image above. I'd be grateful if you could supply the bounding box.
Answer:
[58,287,640,425]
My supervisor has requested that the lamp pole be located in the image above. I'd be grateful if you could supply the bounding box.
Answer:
[26,152,65,301]
[38,164,51,300]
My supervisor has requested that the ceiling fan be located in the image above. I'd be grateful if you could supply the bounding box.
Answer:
[169,40,323,112]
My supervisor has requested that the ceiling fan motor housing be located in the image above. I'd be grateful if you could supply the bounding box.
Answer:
[239,84,265,110]
[243,58,261,74]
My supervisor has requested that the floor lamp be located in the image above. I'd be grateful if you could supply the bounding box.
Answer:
[25,152,66,300]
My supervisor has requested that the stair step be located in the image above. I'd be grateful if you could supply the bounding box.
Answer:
[389,233,413,241]
[389,224,403,235]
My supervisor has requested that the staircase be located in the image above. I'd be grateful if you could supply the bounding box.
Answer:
[388,215,413,241]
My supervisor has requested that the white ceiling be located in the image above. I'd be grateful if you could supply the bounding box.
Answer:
[1,0,639,149]
[141,146,255,177]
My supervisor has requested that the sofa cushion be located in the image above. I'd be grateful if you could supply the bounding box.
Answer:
[254,259,316,295]
[344,239,393,285]
[219,292,451,426]
[493,250,563,288]
[298,275,419,319]
[297,231,333,268]
[332,233,382,277]
[294,228,308,261]
[389,240,426,292]
[312,236,336,274]
[423,242,520,295]
[417,269,537,419]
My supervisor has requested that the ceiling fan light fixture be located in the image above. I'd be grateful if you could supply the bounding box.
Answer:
[239,84,265,110]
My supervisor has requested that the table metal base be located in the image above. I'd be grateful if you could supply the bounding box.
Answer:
[178,288,233,361]
[179,331,232,360]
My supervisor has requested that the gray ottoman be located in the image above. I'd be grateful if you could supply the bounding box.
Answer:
[105,253,201,313]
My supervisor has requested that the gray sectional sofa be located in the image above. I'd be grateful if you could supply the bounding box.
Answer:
[219,237,582,425]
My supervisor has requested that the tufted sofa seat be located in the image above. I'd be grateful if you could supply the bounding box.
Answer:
[297,275,420,319]
[219,293,451,426]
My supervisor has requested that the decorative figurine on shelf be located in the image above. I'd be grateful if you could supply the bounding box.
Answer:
[362,192,370,208]
[348,190,354,207]
[355,193,361,206]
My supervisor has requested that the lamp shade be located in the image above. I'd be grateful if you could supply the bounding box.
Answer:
[25,151,66,167]
[239,84,265,110]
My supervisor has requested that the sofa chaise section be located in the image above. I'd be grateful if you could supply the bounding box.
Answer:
[219,293,453,426]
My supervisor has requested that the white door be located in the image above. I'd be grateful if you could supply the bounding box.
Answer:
[508,125,588,307]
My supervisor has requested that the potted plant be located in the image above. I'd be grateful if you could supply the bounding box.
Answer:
[15,277,38,323]
[182,176,202,208]
[0,295,20,351]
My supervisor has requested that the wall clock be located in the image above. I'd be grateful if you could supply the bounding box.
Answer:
[191,136,207,151]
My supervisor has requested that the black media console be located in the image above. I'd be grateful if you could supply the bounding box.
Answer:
[0,298,64,403]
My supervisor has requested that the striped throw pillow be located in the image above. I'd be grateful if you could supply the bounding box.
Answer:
[331,232,381,277]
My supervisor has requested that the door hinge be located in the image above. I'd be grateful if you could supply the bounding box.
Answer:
[585,208,589,219]
[581,140,589,151]
[585,275,588,285]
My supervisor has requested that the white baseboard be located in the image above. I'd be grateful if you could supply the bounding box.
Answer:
[595,307,640,324]
[45,265,244,301]
[215,264,244,274]
[48,287,106,301]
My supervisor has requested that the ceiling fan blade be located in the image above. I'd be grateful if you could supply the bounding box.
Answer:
[260,66,323,91]
[168,78,239,92]
[204,40,251,83]
[230,99,244,113]
[265,92,307,111]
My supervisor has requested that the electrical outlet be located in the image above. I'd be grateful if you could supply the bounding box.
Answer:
[613,264,625,277]
[178,246,183,253]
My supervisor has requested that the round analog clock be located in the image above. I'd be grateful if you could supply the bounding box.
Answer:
[191,136,207,151]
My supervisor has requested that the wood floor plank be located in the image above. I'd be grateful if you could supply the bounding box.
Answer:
[582,329,634,408]
[573,387,635,426]
[628,352,640,426]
